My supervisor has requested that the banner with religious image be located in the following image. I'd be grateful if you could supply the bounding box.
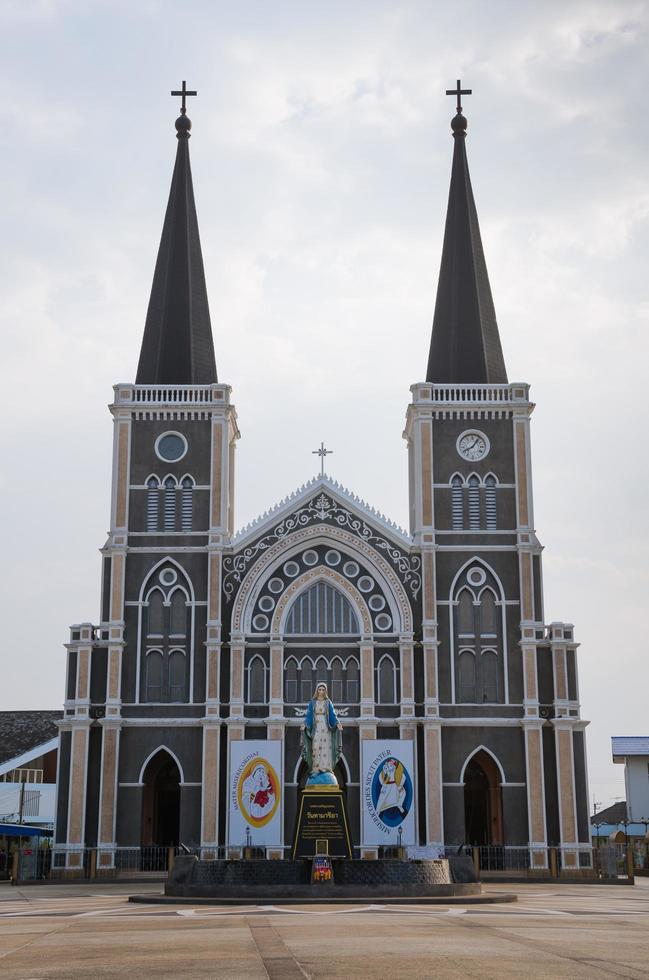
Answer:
[228,740,283,847]
[361,740,416,846]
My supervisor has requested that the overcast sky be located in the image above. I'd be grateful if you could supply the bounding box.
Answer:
[2,0,648,813]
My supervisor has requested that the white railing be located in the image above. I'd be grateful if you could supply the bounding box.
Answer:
[430,384,513,403]
[116,384,218,405]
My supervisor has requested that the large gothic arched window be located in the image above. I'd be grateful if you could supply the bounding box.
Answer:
[452,565,504,704]
[285,582,359,635]
[140,564,192,703]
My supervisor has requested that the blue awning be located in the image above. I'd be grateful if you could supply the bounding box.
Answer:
[0,823,53,838]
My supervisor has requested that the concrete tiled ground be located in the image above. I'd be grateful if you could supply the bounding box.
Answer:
[1,879,648,978]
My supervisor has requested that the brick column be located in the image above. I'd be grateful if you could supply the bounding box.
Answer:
[97,720,121,868]
[200,721,221,858]
[422,721,444,848]
[522,719,548,869]
[65,720,91,868]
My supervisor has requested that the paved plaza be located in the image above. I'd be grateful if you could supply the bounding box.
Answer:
[1,879,648,978]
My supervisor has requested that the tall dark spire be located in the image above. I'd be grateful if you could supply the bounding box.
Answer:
[136,83,217,385]
[426,83,507,384]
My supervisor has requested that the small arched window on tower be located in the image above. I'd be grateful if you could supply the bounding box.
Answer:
[481,650,499,703]
[146,589,165,637]
[180,476,194,531]
[468,475,481,530]
[457,589,475,637]
[458,650,477,703]
[377,656,396,704]
[169,589,187,638]
[451,475,464,529]
[146,477,160,531]
[145,650,164,702]
[484,475,497,530]
[168,650,187,701]
[163,476,177,531]
[479,588,497,637]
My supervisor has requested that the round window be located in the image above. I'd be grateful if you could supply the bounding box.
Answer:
[259,595,275,613]
[375,613,393,631]
[324,549,341,567]
[302,550,319,566]
[252,614,269,632]
[155,431,188,463]
[268,577,284,594]
[369,594,385,612]
[159,568,177,586]
[283,561,300,578]
[343,561,359,578]
[467,567,486,587]
[357,575,375,593]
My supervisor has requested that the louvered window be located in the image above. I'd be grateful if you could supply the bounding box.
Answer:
[485,475,497,530]
[163,477,176,531]
[180,476,193,531]
[468,475,481,530]
[451,475,464,529]
[146,477,160,531]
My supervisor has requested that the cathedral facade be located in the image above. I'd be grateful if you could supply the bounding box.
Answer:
[54,90,591,873]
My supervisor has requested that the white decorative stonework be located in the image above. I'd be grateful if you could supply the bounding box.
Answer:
[230,525,414,633]
[223,492,421,605]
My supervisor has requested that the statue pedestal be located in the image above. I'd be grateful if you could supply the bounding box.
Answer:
[292,785,352,859]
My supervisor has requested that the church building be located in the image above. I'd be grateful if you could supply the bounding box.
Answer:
[54,83,591,873]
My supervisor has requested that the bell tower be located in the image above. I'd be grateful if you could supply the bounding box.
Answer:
[404,83,589,868]
[56,85,239,868]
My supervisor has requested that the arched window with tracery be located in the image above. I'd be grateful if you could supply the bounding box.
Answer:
[453,563,504,704]
[377,655,397,704]
[140,564,192,703]
[247,655,266,703]
[284,658,298,703]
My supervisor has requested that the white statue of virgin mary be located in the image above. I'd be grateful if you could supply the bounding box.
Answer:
[300,682,342,787]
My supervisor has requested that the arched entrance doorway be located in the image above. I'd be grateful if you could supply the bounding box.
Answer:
[463,750,503,845]
[141,750,181,848]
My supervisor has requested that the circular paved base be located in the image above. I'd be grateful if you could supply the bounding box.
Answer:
[131,891,518,906]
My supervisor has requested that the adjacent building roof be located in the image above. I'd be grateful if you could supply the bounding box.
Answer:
[135,109,217,385]
[590,801,627,825]
[612,736,649,760]
[426,109,508,384]
[0,711,62,767]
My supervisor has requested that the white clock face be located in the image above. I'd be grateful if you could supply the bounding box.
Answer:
[457,431,489,461]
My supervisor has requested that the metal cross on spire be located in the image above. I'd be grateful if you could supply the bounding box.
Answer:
[171,80,197,115]
[445,78,472,114]
[312,442,333,477]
